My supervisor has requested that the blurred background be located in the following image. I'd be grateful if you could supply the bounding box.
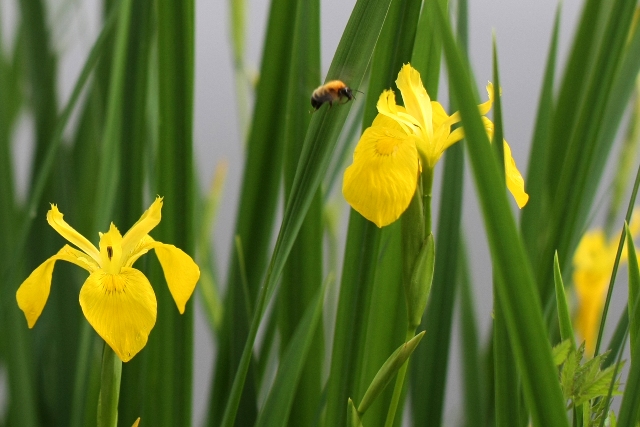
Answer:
[5,0,634,424]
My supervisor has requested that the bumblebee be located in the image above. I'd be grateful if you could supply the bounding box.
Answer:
[310,80,358,110]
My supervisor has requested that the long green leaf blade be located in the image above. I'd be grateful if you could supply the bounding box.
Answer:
[435,5,569,426]
[220,0,393,424]
[144,0,195,424]
[255,284,326,427]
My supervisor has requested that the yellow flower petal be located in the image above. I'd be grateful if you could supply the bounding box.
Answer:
[371,111,408,133]
[124,235,155,268]
[47,205,101,264]
[98,223,125,274]
[478,82,495,116]
[444,127,465,149]
[152,242,200,314]
[132,418,141,427]
[503,141,529,208]
[376,90,416,135]
[574,286,605,355]
[482,118,529,208]
[57,244,101,272]
[17,255,57,328]
[79,268,157,362]
[121,197,163,259]
[343,126,420,227]
[573,229,616,355]
[395,64,433,140]
[16,245,98,328]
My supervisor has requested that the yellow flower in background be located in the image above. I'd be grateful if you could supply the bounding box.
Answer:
[573,214,640,355]
[16,197,200,362]
[342,63,528,228]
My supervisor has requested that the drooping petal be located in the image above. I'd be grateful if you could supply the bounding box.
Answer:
[503,141,529,208]
[47,205,101,264]
[151,241,200,313]
[395,64,433,140]
[79,268,157,362]
[16,245,97,328]
[121,197,163,260]
[17,255,57,328]
[343,126,420,227]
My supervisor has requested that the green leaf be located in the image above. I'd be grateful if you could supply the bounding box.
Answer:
[494,275,523,427]
[410,0,463,422]
[348,399,365,427]
[552,340,572,367]
[628,223,640,359]
[143,0,196,423]
[325,215,383,427]
[219,0,393,424]
[277,0,323,423]
[491,37,524,427]
[617,342,640,427]
[255,283,326,427]
[357,332,425,415]
[554,252,576,350]
[521,3,560,267]
[458,240,487,427]
[210,0,301,420]
[355,223,406,427]
[538,0,638,305]
[435,4,569,426]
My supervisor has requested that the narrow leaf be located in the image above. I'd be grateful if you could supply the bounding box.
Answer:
[357,331,425,415]
[435,5,569,426]
[554,252,576,350]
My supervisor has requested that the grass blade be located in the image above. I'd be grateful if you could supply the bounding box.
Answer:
[220,0,393,424]
[553,252,576,350]
[143,0,196,424]
[436,4,569,425]
[255,284,326,427]
[210,0,299,420]
[520,4,560,266]
[278,0,323,423]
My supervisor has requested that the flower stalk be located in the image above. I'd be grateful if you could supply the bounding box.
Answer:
[98,344,122,427]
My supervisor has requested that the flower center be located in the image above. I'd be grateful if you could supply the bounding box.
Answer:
[101,272,127,293]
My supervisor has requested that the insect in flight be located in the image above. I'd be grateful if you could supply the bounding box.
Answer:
[310,80,361,111]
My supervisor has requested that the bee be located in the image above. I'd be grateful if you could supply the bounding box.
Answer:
[310,80,360,111]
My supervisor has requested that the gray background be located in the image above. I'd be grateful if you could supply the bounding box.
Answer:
[4,0,633,424]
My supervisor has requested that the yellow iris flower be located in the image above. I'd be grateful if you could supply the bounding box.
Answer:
[573,217,639,355]
[342,63,529,228]
[16,197,200,362]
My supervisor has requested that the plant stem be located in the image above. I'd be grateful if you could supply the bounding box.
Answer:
[384,326,416,427]
[98,343,122,427]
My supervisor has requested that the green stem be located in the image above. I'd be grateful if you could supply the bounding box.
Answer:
[422,166,435,234]
[384,165,436,426]
[384,327,416,427]
[98,343,122,427]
